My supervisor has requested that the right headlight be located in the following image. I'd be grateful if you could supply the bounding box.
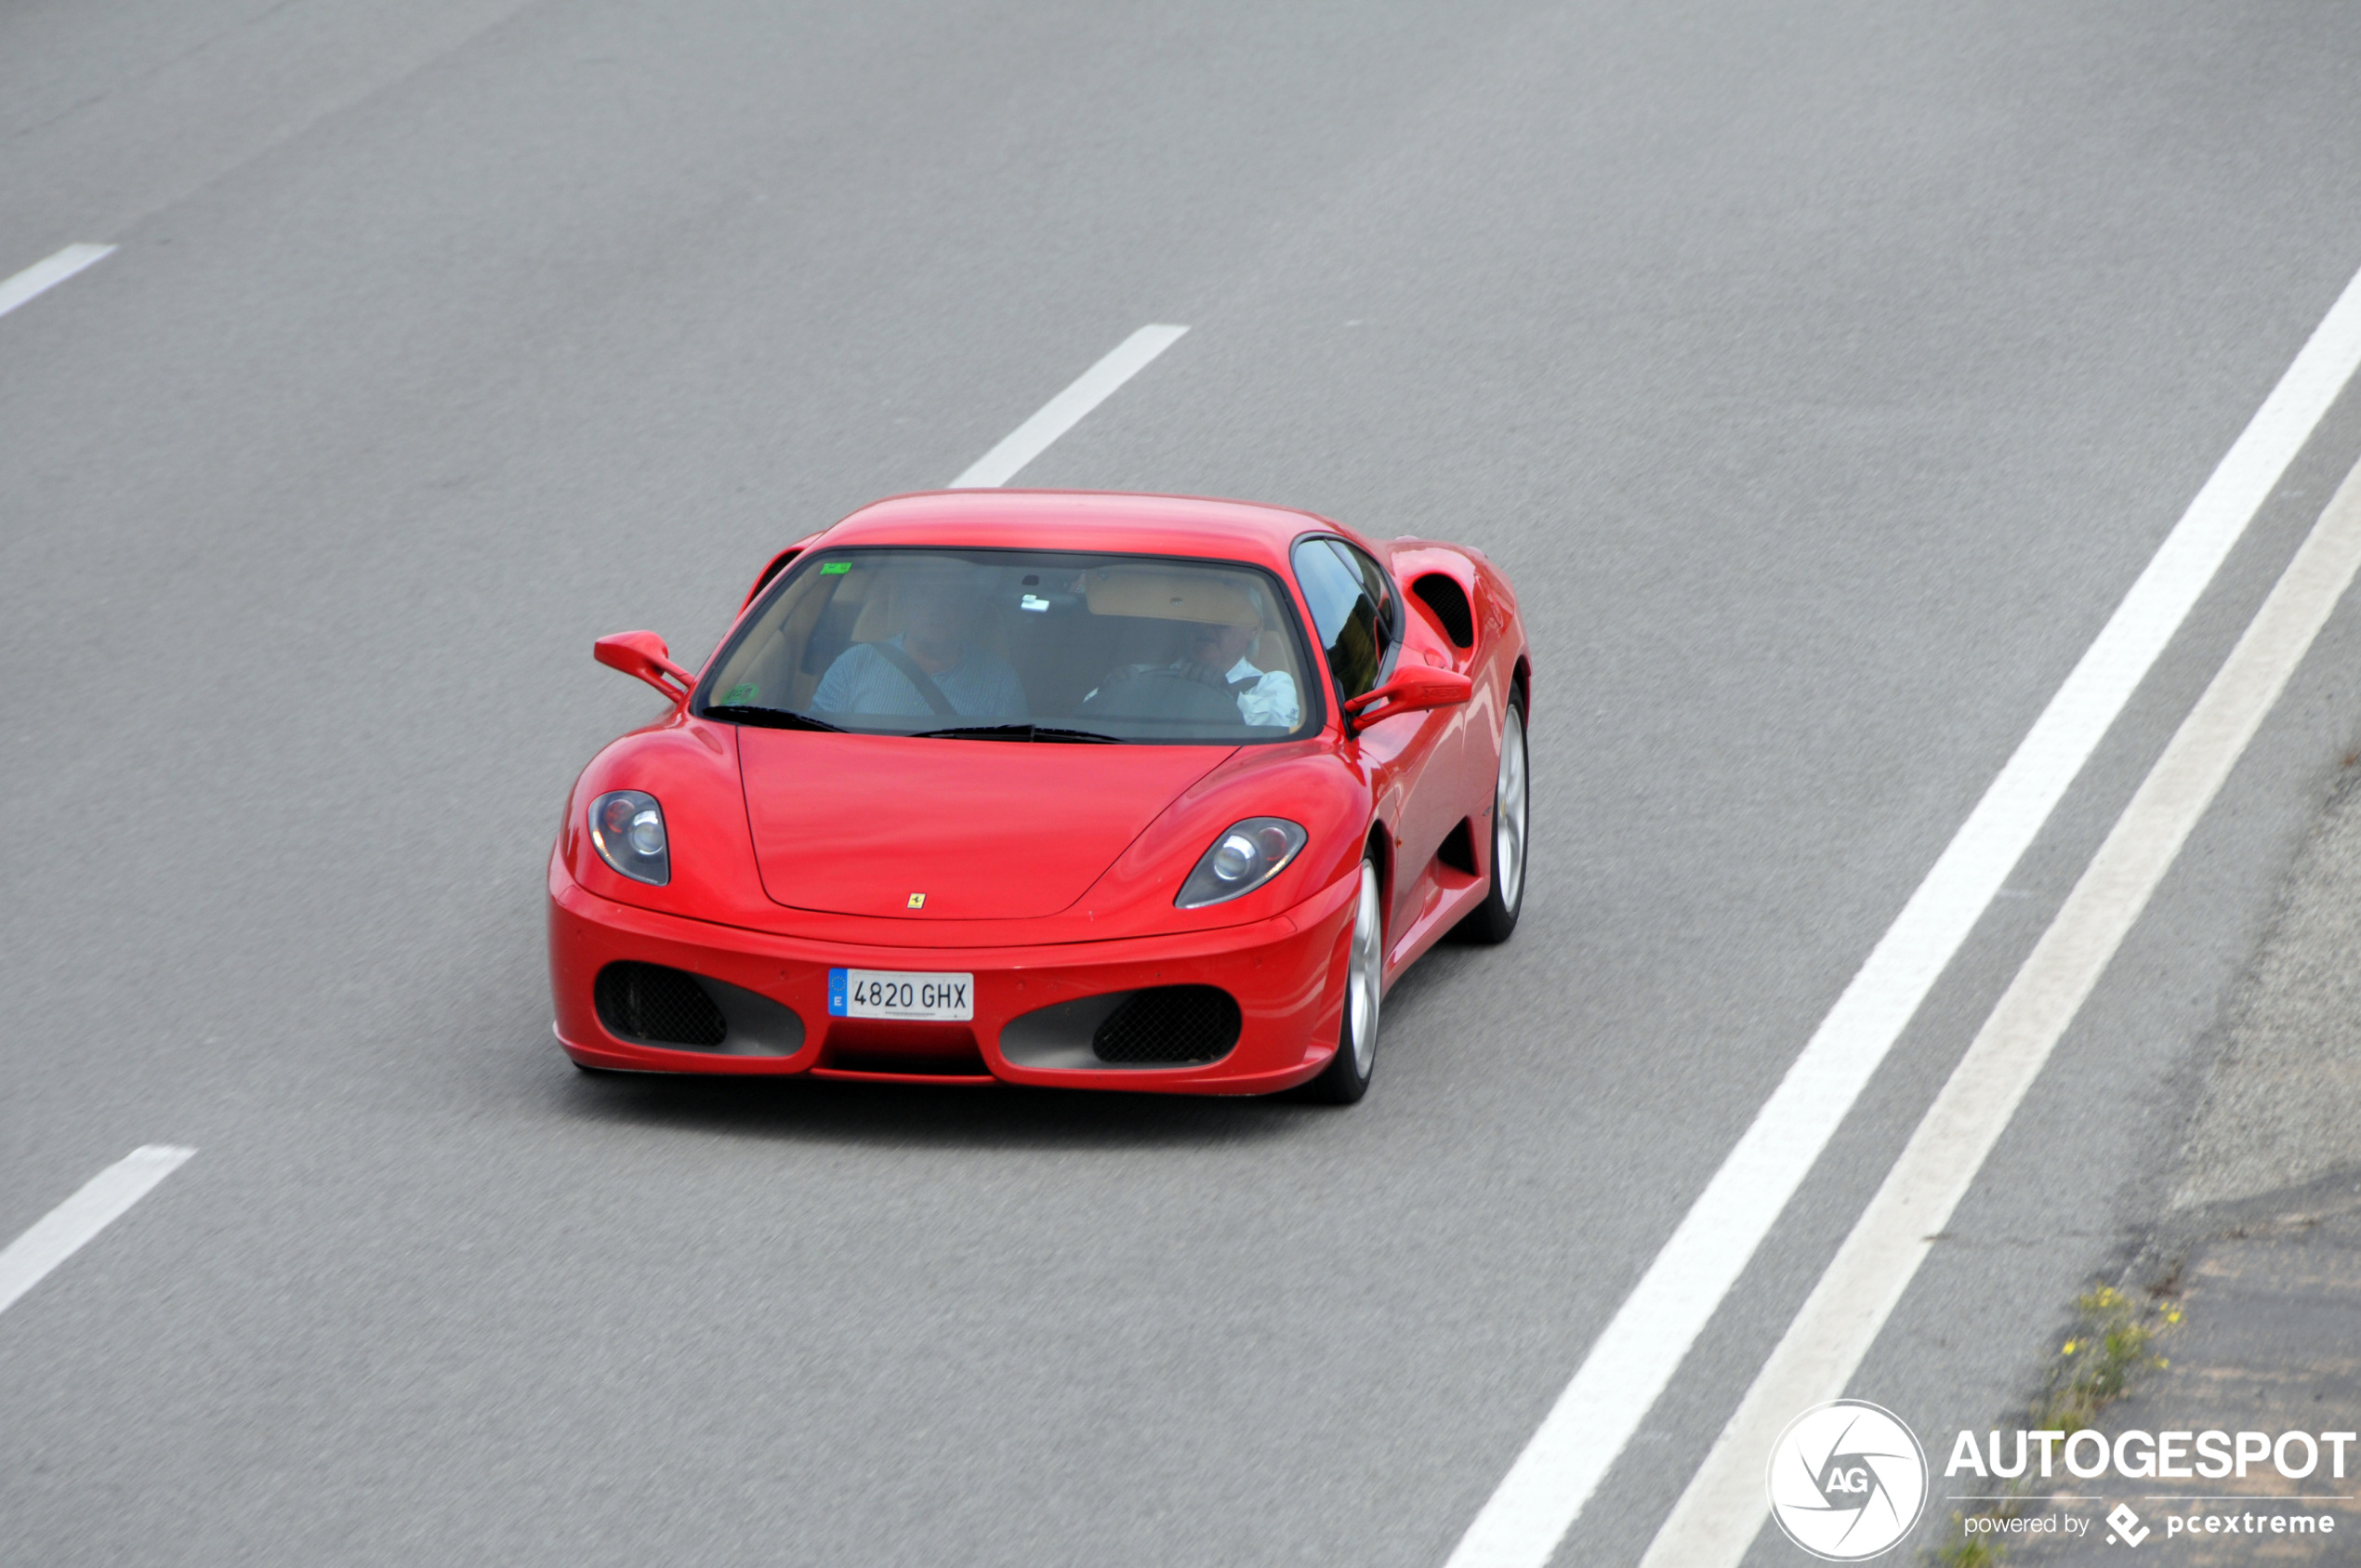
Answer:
[588,790,669,885]
[1175,817,1307,908]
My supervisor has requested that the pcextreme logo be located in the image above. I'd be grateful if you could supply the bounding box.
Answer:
[1766,1401,1930,1561]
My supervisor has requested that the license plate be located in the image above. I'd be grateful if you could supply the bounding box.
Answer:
[827,968,974,1021]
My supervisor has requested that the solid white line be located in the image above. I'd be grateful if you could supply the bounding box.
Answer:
[947,324,1189,488]
[0,1146,195,1318]
[1442,260,2361,1568]
[0,244,116,321]
[1640,436,2361,1568]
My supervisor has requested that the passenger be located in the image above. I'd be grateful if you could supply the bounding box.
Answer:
[1083,616,1300,729]
[1182,618,1300,729]
[811,563,1024,720]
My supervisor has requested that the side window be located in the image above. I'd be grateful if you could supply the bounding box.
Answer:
[1341,544,1403,667]
[1291,537,1401,703]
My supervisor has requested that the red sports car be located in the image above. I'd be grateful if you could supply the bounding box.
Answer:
[548,490,1528,1101]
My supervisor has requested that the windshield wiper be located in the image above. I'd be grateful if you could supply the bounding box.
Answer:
[907,723,1126,744]
[703,704,847,733]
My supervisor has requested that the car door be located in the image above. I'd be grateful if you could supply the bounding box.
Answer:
[1291,536,1457,955]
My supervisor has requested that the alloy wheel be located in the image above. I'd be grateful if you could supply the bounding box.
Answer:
[1348,860,1382,1075]
[1494,704,1528,913]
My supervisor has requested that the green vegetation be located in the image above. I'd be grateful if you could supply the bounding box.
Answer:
[1926,1284,2180,1567]
[2033,1285,2177,1434]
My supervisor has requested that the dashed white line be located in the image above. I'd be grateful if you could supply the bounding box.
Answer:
[1442,258,2361,1568]
[0,1146,195,1318]
[1641,425,2361,1568]
[0,244,116,321]
[948,323,1188,488]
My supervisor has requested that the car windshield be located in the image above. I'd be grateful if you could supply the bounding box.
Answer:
[697,547,1322,744]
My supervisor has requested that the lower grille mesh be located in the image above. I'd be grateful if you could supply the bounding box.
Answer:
[1091,985,1241,1064]
[595,962,727,1048]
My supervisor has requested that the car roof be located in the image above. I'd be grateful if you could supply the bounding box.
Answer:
[811,490,1360,567]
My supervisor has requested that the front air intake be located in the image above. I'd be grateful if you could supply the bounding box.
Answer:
[595,962,728,1048]
[1091,985,1242,1064]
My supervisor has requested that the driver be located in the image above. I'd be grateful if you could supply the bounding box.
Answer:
[811,561,1024,720]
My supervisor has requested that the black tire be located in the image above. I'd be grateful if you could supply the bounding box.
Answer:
[1299,854,1384,1104]
[1455,692,1527,945]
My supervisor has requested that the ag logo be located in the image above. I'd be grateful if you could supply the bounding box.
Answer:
[1765,1400,1928,1560]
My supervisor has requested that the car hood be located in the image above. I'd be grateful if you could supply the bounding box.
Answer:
[738,731,1236,920]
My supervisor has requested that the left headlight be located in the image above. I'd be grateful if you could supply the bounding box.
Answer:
[588,790,669,885]
[1176,817,1307,909]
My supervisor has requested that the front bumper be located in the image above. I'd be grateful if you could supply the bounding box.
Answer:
[547,852,1358,1093]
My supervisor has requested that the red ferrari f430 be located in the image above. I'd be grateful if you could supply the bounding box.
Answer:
[548,490,1528,1101]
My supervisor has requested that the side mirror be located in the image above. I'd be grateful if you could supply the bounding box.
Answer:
[1343,665,1471,732]
[595,631,694,707]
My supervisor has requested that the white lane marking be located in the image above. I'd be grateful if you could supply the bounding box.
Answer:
[0,244,116,321]
[0,1146,195,1318]
[1640,438,2361,1568]
[947,324,1189,488]
[1442,259,2361,1568]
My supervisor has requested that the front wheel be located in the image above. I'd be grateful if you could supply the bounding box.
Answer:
[1300,855,1384,1104]
[1455,692,1527,945]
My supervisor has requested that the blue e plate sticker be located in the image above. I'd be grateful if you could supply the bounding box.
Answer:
[827,968,975,1021]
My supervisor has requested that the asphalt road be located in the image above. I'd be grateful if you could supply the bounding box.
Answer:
[7,3,2361,1564]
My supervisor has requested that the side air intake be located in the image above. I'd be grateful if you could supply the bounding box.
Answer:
[1000,986,1245,1070]
[1090,985,1242,1064]
[596,962,725,1047]
[592,962,805,1056]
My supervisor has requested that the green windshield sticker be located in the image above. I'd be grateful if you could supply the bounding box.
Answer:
[820,560,851,574]
[720,682,759,705]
